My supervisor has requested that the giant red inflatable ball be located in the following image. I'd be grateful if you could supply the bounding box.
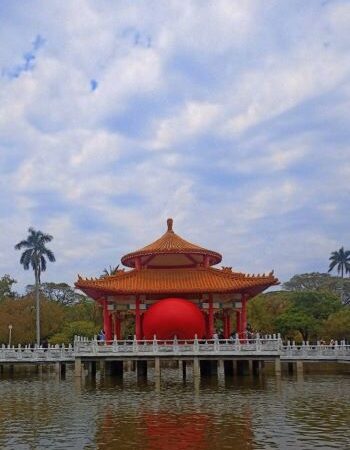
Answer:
[142,297,205,340]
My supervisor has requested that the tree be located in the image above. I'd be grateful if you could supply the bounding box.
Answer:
[101,265,119,278]
[328,247,350,303]
[274,291,341,341]
[49,320,99,345]
[322,309,350,341]
[0,274,17,300]
[248,291,291,334]
[26,282,86,306]
[0,295,64,345]
[283,272,350,305]
[328,247,350,278]
[64,297,100,325]
[283,273,335,292]
[15,228,55,345]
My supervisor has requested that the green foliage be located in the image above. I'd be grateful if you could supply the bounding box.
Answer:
[283,272,350,304]
[64,298,101,325]
[0,274,103,345]
[284,272,336,292]
[101,265,120,278]
[274,291,341,341]
[0,295,65,345]
[0,275,17,300]
[49,320,99,345]
[322,309,350,341]
[26,282,86,305]
[15,228,55,281]
[328,247,350,278]
[249,287,343,341]
[248,292,291,334]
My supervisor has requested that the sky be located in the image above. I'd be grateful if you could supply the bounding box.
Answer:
[0,0,350,292]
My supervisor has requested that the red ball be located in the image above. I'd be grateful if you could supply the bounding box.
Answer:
[142,298,205,340]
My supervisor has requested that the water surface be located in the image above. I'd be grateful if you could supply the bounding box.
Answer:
[0,367,349,449]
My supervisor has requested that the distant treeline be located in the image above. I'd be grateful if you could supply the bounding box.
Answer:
[0,272,349,345]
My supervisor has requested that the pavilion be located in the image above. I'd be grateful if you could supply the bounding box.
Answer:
[75,218,279,341]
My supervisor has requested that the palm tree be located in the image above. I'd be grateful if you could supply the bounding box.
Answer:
[328,247,350,304]
[15,228,55,345]
[328,247,350,278]
[101,265,119,278]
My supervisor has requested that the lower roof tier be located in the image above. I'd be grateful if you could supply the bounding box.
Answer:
[75,267,279,300]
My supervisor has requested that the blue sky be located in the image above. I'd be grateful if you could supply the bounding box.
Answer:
[0,0,349,291]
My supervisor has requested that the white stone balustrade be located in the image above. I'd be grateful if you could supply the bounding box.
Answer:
[0,336,349,363]
[0,343,74,362]
[281,340,350,360]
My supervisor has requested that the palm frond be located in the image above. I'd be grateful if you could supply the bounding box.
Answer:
[40,233,54,243]
[43,248,56,262]
[20,249,33,270]
[16,227,56,274]
[40,255,47,272]
[14,239,30,250]
[328,260,337,272]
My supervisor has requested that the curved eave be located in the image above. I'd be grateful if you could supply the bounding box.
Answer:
[75,268,279,299]
[121,249,222,268]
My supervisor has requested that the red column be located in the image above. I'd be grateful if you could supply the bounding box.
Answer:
[103,299,112,342]
[203,312,209,339]
[226,311,231,338]
[109,313,113,341]
[236,310,241,336]
[114,314,121,340]
[208,295,214,338]
[223,311,228,338]
[135,296,141,340]
[140,313,144,339]
[241,295,248,340]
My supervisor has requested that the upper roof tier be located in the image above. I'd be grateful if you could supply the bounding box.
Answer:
[76,267,279,299]
[121,218,222,268]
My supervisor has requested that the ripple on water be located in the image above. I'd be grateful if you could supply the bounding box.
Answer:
[0,370,349,449]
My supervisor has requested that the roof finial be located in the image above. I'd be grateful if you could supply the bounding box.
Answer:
[167,218,173,232]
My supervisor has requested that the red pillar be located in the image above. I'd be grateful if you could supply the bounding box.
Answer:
[114,314,121,340]
[103,299,112,342]
[223,311,228,338]
[135,296,141,340]
[226,311,231,338]
[118,314,122,339]
[140,313,144,339]
[236,310,241,336]
[208,295,214,338]
[203,312,209,339]
[241,295,248,340]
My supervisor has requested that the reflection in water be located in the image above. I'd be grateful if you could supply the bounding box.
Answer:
[95,407,254,450]
[0,368,349,449]
[144,412,210,450]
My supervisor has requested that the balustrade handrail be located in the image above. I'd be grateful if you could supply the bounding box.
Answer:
[1,337,349,362]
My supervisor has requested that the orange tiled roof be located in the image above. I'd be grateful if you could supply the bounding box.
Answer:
[75,267,279,298]
[121,218,222,267]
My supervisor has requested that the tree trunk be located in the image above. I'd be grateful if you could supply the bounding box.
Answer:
[35,269,40,346]
[340,265,344,304]
[301,330,308,342]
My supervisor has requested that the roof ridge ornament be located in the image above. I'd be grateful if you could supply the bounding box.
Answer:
[167,218,174,232]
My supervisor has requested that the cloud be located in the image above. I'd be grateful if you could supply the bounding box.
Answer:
[0,1,350,291]
[150,101,221,150]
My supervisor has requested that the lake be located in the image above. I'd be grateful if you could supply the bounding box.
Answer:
[0,366,349,449]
